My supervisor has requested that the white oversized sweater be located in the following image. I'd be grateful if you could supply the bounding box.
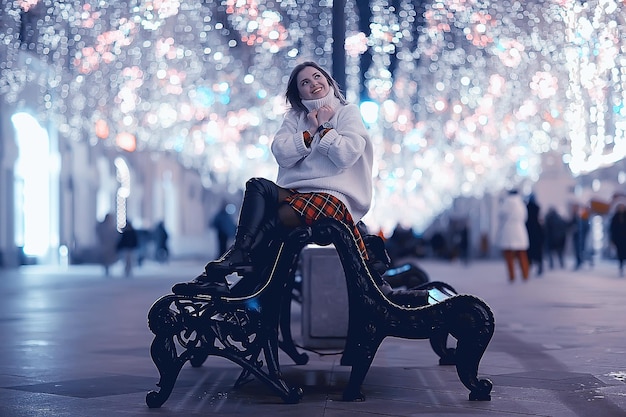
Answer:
[271,91,373,221]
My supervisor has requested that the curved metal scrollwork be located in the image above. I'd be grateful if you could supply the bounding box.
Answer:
[308,219,495,402]
[146,234,306,408]
[146,218,494,407]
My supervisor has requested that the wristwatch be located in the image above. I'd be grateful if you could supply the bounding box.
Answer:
[316,122,333,133]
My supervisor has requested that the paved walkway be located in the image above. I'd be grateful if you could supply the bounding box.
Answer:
[0,256,625,416]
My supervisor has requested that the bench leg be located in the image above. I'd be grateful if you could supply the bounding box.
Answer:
[261,335,304,403]
[278,279,309,365]
[341,336,384,401]
[146,295,195,408]
[429,330,457,365]
[447,295,495,401]
[146,334,191,408]
[146,295,304,406]
[455,340,493,401]
[342,356,375,402]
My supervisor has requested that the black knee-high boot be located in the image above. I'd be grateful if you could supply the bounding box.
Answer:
[173,178,281,295]
[204,177,280,274]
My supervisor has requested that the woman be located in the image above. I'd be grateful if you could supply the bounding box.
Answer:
[610,203,626,276]
[525,194,544,276]
[544,206,567,269]
[95,213,120,276]
[117,220,138,277]
[176,61,373,294]
[570,203,591,270]
[496,189,530,282]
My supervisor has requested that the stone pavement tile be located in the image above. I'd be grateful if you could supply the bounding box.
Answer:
[598,385,626,410]
[6,375,157,398]
[1,259,626,416]
[0,391,93,417]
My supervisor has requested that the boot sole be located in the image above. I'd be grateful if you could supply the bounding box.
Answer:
[205,264,254,275]
[172,281,230,296]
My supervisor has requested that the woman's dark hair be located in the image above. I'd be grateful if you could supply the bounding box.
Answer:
[285,61,347,112]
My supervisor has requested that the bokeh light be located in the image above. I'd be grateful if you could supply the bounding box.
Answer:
[1,0,624,232]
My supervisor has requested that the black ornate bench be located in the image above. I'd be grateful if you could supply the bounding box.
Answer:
[146,218,494,407]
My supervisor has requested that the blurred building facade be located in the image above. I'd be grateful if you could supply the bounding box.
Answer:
[3,63,622,268]
[1,71,223,267]
[1,0,625,266]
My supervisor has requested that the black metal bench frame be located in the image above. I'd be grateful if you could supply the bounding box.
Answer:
[146,218,494,407]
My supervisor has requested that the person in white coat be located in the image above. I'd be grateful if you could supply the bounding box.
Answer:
[496,189,530,281]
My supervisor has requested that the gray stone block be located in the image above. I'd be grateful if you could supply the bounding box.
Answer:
[300,244,349,349]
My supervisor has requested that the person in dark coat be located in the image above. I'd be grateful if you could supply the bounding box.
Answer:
[117,221,139,276]
[153,221,169,263]
[570,204,591,270]
[95,213,120,276]
[543,207,567,270]
[212,203,237,257]
[609,203,626,276]
[525,194,544,276]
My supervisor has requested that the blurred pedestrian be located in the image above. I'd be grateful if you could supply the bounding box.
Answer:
[117,221,138,277]
[525,194,544,276]
[95,213,119,276]
[211,203,236,257]
[544,206,567,270]
[429,231,447,259]
[135,228,151,267]
[496,189,530,282]
[609,203,626,276]
[570,204,591,270]
[385,224,422,262]
[153,221,169,263]
[454,223,470,265]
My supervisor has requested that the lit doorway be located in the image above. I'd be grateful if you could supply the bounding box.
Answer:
[11,112,58,263]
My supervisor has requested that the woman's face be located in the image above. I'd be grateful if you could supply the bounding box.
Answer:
[296,66,330,100]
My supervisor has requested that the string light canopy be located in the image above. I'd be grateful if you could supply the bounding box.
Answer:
[1,0,624,232]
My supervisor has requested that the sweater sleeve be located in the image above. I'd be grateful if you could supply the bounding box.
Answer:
[271,110,312,168]
[316,104,368,169]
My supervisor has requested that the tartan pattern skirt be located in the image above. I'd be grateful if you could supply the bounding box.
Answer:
[284,191,368,260]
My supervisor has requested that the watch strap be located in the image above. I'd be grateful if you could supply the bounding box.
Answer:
[317,122,332,133]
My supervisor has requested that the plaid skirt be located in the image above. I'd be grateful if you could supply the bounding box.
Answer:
[284,192,368,260]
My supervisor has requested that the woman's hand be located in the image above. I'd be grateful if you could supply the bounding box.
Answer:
[316,105,335,125]
[307,109,318,126]
[307,105,335,128]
